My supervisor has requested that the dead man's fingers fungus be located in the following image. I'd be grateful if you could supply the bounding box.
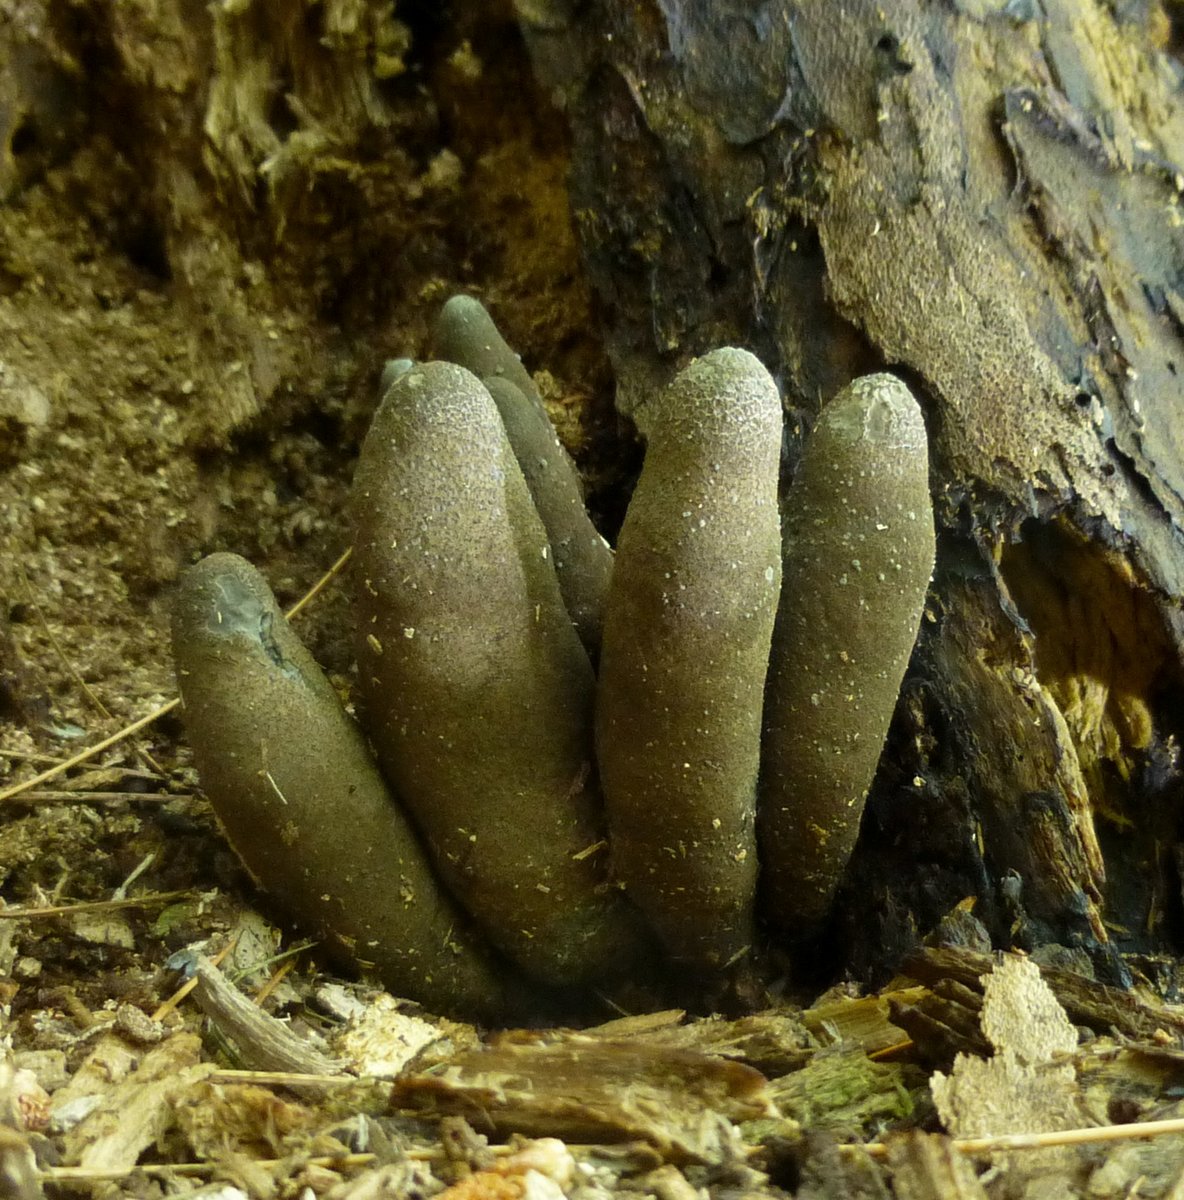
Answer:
[432,295,612,652]
[351,360,648,987]
[760,373,935,934]
[170,553,512,1020]
[595,348,783,969]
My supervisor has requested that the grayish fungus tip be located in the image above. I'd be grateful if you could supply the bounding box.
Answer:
[380,357,414,396]
[596,347,783,968]
[760,373,935,934]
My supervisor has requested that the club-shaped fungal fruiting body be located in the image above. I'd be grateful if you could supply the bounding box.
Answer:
[432,295,612,654]
[760,374,935,935]
[170,553,515,1020]
[350,360,651,988]
[595,349,782,970]
[171,298,935,1019]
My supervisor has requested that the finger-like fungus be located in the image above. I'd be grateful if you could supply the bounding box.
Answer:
[596,348,783,969]
[433,296,612,651]
[351,361,649,987]
[760,374,934,934]
[172,294,937,1019]
[171,553,513,1020]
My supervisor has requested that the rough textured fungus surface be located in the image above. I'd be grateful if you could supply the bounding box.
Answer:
[761,375,936,931]
[172,300,935,1018]
[171,553,512,1020]
[596,349,782,969]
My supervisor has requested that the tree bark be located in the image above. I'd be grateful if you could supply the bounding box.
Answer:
[518,0,1184,981]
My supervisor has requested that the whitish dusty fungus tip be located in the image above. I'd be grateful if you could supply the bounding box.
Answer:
[596,347,783,969]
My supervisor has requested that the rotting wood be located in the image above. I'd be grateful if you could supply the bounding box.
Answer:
[904,945,1184,1042]
[392,1034,776,1165]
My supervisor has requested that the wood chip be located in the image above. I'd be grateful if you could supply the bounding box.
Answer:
[392,1033,773,1164]
[60,1034,214,1171]
[883,1131,988,1199]
[191,958,343,1076]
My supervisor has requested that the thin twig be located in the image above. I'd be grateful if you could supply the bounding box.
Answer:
[285,546,352,619]
[113,853,156,901]
[228,937,317,987]
[0,890,196,920]
[4,790,191,805]
[0,702,180,805]
[253,955,298,1006]
[0,748,67,765]
[859,1115,1184,1159]
[0,548,352,804]
[42,1154,382,1185]
[868,1039,913,1060]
